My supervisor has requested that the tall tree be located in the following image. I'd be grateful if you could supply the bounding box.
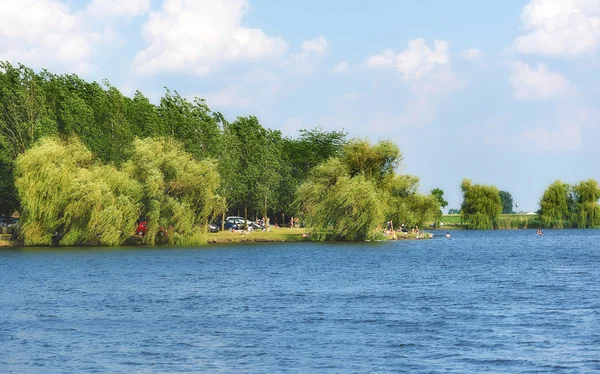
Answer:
[499,190,514,214]
[571,179,600,228]
[460,179,502,229]
[298,139,438,240]
[539,180,572,228]
[15,137,141,246]
[431,188,449,227]
[218,116,283,221]
[0,62,57,215]
[124,137,224,245]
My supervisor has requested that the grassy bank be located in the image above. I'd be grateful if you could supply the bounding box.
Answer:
[1,227,432,247]
[207,228,309,243]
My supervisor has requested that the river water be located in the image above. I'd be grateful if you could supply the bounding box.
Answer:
[1,229,599,373]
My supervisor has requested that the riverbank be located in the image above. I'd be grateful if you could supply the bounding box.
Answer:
[0,228,432,247]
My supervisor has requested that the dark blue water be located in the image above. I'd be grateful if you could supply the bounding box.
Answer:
[1,229,600,373]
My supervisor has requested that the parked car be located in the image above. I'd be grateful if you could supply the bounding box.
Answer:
[0,217,18,228]
[212,219,239,230]
[208,223,220,233]
[226,216,259,229]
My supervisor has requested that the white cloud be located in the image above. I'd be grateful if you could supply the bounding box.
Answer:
[332,61,350,74]
[133,0,288,76]
[510,61,577,100]
[460,48,481,60]
[290,36,329,74]
[86,0,150,18]
[364,38,461,127]
[0,0,96,73]
[300,36,329,56]
[366,38,450,80]
[366,49,396,70]
[0,0,145,74]
[512,0,600,57]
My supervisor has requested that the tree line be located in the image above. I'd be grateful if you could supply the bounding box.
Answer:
[458,179,600,229]
[0,62,441,244]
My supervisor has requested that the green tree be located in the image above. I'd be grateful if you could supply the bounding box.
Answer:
[297,139,438,240]
[431,188,448,209]
[431,188,448,227]
[539,180,572,228]
[157,90,221,159]
[124,138,224,245]
[571,179,600,228]
[0,62,57,215]
[499,190,514,214]
[15,137,142,246]
[460,179,502,229]
[218,116,284,222]
[297,158,384,241]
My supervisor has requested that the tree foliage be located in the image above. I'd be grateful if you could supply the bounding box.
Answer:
[298,139,439,241]
[499,190,514,214]
[2,63,463,242]
[460,179,502,229]
[124,138,224,245]
[15,137,141,246]
[15,137,223,246]
[539,180,572,228]
[571,179,600,228]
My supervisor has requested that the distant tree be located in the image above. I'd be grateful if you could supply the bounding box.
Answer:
[571,179,600,228]
[460,179,502,229]
[499,190,514,214]
[448,208,460,215]
[431,188,448,209]
[539,180,572,228]
[430,188,448,227]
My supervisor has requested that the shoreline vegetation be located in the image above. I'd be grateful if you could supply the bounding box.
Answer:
[1,62,599,247]
[0,62,442,247]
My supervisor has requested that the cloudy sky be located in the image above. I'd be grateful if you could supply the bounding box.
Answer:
[2,0,599,212]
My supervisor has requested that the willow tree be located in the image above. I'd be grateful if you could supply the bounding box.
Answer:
[15,137,141,246]
[539,180,572,228]
[571,179,600,228]
[460,179,502,229]
[124,138,224,245]
[384,174,439,228]
[297,158,384,241]
[297,139,438,241]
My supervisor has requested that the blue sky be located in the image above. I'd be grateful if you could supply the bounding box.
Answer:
[2,0,599,212]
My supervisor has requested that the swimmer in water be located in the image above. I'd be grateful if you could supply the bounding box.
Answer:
[445,232,451,239]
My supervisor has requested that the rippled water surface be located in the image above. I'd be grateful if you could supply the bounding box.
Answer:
[2,229,600,373]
